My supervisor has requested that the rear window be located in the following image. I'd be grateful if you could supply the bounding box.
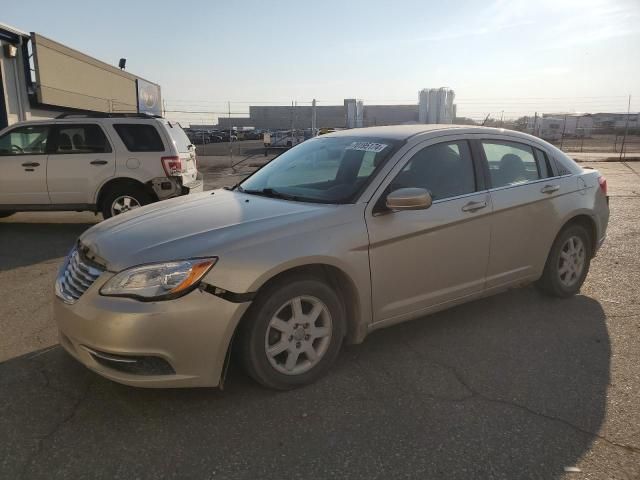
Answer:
[162,120,192,153]
[113,124,164,152]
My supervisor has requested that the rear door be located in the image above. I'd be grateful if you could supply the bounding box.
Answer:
[159,120,198,185]
[366,137,491,324]
[47,123,116,204]
[479,138,568,287]
[0,124,51,205]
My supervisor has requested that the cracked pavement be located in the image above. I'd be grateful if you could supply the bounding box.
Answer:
[1,161,639,479]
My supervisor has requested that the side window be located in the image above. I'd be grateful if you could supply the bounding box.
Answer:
[0,125,50,156]
[54,124,111,154]
[482,141,540,188]
[534,148,554,178]
[390,141,476,201]
[113,124,164,152]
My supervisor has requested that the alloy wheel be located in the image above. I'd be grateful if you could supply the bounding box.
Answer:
[557,235,586,288]
[111,195,141,216]
[264,295,333,375]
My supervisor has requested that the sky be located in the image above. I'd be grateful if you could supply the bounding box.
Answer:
[3,0,639,124]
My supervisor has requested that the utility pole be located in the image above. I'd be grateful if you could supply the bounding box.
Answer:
[500,110,504,128]
[228,101,233,164]
[620,94,632,161]
[560,114,568,149]
[311,99,317,136]
[533,112,538,136]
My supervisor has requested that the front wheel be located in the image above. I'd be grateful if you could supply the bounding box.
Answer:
[537,224,592,298]
[238,276,346,390]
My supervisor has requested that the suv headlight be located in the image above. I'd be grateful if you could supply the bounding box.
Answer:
[100,258,217,301]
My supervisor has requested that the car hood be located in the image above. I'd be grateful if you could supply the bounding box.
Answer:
[80,189,339,271]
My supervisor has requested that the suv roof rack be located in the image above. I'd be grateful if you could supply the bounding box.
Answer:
[55,112,163,119]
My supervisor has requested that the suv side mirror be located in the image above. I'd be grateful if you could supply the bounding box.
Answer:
[386,188,432,211]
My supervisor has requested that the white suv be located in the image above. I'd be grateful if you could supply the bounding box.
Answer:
[0,113,202,219]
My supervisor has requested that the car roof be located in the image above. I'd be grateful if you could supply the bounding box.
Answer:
[322,124,543,142]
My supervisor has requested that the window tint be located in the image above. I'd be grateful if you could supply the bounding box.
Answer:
[482,141,540,188]
[389,141,476,201]
[54,124,111,154]
[0,125,49,156]
[113,124,164,152]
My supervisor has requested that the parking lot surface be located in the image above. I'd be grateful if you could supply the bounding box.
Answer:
[1,161,639,479]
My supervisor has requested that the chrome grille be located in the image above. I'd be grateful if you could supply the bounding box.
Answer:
[55,249,104,304]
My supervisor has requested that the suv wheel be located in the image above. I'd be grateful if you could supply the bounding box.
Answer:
[537,224,592,298]
[238,275,346,390]
[101,186,151,219]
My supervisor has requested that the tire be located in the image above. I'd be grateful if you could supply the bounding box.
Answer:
[100,185,152,219]
[537,224,592,298]
[238,275,346,390]
[0,211,14,218]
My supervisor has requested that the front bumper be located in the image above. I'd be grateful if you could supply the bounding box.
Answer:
[53,277,249,388]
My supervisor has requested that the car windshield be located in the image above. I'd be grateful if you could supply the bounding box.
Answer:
[239,136,401,204]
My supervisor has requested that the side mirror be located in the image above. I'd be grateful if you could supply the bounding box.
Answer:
[386,188,432,211]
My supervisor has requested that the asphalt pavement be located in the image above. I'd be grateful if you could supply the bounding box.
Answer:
[1,161,639,479]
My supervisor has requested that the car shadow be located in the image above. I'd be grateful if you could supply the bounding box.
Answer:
[0,288,609,479]
[0,222,94,271]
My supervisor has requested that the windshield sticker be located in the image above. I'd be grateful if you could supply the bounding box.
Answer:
[347,142,388,153]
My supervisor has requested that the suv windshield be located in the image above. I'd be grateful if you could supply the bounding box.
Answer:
[239,136,401,204]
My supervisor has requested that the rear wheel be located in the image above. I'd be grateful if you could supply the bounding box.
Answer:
[537,224,592,298]
[238,275,346,390]
[100,186,151,219]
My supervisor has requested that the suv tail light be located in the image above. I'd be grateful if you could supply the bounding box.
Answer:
[161,156,182,177]
[598,175,607,196]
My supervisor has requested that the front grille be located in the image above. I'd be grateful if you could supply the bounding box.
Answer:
[55,249,104,304]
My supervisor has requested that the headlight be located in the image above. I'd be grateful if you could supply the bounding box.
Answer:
[100,258,217,301]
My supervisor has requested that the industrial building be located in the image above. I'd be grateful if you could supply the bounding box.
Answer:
[0,22,161,130]
[215,88,456,130]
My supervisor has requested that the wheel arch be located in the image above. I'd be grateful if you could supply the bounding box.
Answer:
[239,263,364,345]
[95,177,158,211]
[560,213,598,258]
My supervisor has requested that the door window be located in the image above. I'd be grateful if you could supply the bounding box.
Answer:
[389,141,476,201]
[0,125,50,156]
[53,124,112,154]
[482,141,543,188]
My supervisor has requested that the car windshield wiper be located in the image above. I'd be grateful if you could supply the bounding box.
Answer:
[239,187,300,201]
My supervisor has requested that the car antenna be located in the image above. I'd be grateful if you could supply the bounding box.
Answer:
[481,113,491,126]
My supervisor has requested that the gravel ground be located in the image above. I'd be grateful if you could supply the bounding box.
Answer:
[0,161,638,479]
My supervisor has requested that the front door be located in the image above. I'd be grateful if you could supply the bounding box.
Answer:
[366,138,492,324]
[0,124,51,205]
[47,124,116,205]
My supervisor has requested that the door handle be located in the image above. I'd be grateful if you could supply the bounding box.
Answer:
[540,184,560,194]
[90,160,108,165]
[461,201,487,212]
[21,162,40,167]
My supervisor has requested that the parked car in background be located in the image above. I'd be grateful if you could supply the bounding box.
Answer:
[54,125,608,390]
[0,113,202,219]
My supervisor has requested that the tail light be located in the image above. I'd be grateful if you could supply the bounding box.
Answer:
[598,175,607,196]
[161,156,182,177]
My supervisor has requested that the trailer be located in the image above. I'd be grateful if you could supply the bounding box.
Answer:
[263,130,305,155]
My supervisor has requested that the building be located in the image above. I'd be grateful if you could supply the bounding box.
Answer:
[214,88,454,130]
[418,87,455,124]
[1,22,161,130]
